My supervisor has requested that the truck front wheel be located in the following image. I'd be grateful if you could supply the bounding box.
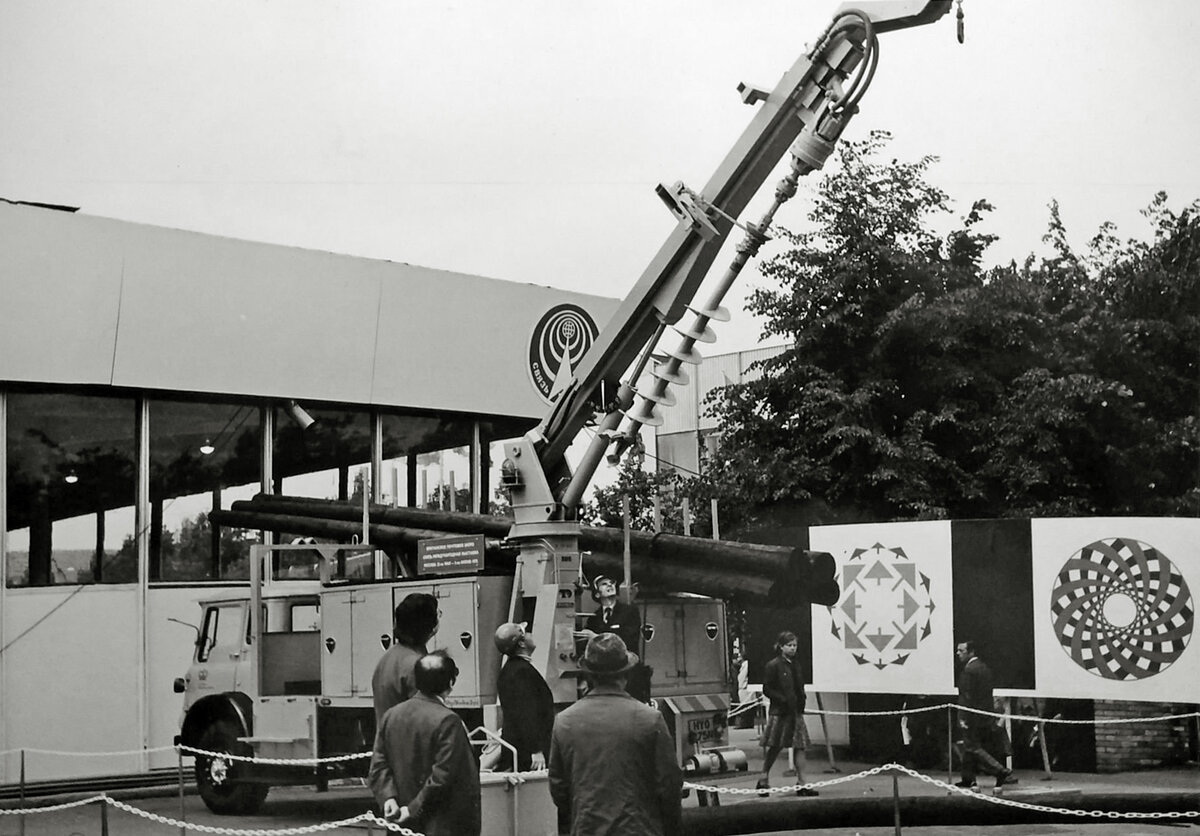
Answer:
[195,719,270,814]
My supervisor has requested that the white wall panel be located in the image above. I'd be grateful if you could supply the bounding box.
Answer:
[146,586,234,770]
[1,204,618,419]
[1,585,141,781]
[0,206,122,385]
[113,229,380,404]
[372,272,617,416]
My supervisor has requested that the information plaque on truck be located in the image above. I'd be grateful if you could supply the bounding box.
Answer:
[417,534,486,575]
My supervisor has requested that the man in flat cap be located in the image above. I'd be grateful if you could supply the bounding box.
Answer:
[549,633,681,836]
[494,621,555,771]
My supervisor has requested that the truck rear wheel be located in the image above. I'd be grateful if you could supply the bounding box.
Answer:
[195,719,270,814]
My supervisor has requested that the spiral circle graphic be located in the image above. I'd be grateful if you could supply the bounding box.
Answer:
[1050,537,1193,680]
[527,304,598,401]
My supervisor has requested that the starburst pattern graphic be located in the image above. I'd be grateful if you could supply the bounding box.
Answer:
[828,543,935,670]
[1050,537,1193,680]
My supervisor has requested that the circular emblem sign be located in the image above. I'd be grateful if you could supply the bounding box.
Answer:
[1050,537,1193,680]
[528,304,599,402]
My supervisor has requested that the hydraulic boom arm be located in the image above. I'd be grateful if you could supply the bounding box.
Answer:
[505,1,952,523]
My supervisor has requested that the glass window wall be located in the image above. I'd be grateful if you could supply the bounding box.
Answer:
[148,399,261,581]
[5,391,137,587]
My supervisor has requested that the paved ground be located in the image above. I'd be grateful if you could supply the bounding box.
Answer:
[1,726,1195,835]
[684,727,1198,835]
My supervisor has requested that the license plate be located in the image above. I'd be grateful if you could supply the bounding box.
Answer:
[687,717,718,742]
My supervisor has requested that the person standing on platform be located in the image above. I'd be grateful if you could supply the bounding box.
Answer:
[578,575,650,701]
[372,592,439,723]
[369,651,480,836]
[494,621,555,771]
[549,633,681,836]
[955,640,1018,790]
[756,631,817,797]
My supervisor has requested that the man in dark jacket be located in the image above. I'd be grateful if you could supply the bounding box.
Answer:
[494,621,555,771]
[371,592,439,723]
[578,575,650,701]
[955,640,1017,790]
[549,633,681,836]
[369,651,480,836]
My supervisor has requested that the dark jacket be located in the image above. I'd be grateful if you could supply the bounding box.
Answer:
[585,600,642,655]
[549,684,682,836]
[497,654,555,771]
[762,654,805,716]
[368,693,481,836]
[371,640,426,724]
[957,655,994,726]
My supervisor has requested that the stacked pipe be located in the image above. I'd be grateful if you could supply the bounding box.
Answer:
[209,494,838,608]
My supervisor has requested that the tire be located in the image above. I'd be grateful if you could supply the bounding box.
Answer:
[195,719,270,815]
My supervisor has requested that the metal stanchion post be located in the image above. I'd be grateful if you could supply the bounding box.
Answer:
[1037,717,1053,781]
[945,705,953,788]
[178,745,187,835]
[100,797,110,836]
[892,770,902,835]
[18,747,26,836]
[815,693,839,772]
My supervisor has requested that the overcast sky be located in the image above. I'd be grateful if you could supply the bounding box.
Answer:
[3,0,1198,353]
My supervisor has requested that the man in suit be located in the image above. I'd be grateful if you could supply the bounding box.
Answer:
[371,592,439,723]
[578,575,650,702]
[369,651,480,836]
[494,622,555,771]
[549,633,681,836]
[955,640,1018,790]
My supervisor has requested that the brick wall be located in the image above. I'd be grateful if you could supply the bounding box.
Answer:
[1093,701,1195,772]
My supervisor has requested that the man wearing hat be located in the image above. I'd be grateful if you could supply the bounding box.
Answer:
[494,622,555,771]
[549,633,682,836]
[578,575,651,702]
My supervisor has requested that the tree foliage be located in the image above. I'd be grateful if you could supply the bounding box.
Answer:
[580,441,716,536]
[698,130,1199,525]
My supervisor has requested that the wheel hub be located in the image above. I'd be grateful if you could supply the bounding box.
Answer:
[208,755,230,786]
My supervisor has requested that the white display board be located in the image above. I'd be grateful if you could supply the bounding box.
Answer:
[809,520,955,695]
[1031,517,1197,701]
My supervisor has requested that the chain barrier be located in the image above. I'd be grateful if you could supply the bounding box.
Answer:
[0,791,429,835]
[726,697,761,719]
[687,763,892,796]
[890,763,1200,821]
[805,703,950,718]
[685,762,1200,821]
[180,744,370,766]
[2,763,1194,828]
[951,705,1200,725]
[0,744,178,757]
[0,793,109,814]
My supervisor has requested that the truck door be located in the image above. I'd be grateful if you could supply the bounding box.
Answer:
[426,581,478,705]
[195,602,250,695]
[351,586,393,694]
[679,600,727,690]
[323,586,396,697]
[321,591,354,696]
